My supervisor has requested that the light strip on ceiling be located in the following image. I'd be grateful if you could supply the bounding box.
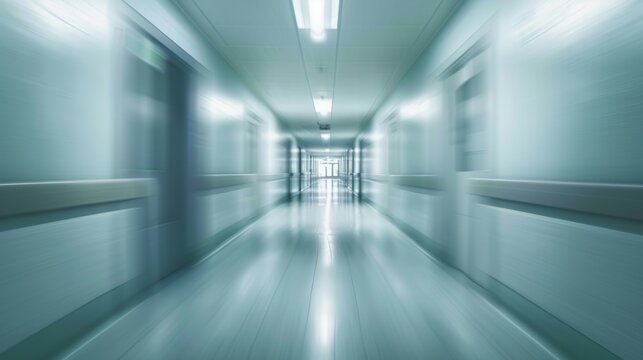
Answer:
[292,0,340,41]
[320,130,331,141]
[309,0,325,41]
[313,97,332,116]
[292,0,305,30]
[330,0,339,28]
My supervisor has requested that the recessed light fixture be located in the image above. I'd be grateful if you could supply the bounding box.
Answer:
[292,0,340,42]
[313,97,332,116]
[319,123,331,142]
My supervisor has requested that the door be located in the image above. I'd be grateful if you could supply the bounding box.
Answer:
[444,48,490,274]
[298,147,302,192]
[119,29,193,278]
[283,139,292,195]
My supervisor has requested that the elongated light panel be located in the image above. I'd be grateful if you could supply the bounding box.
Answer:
[292,0,340,39]
[309,0,325,41]
[314,98,332,116]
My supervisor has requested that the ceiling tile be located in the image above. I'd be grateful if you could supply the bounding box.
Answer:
[336,62,396,82]
[216,26,298,48]
[228,47,301,62]
[337,47,407,62]
[193,0,296,28]
[241,61,305,79]
[340,26,424,47]
[341,0,442,28]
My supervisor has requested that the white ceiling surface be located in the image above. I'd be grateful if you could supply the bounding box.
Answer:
[175,0,461,151]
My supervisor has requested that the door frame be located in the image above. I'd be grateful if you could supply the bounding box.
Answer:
[438,27,495,276]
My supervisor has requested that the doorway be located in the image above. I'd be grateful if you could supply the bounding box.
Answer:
[118,28,194,278]
[319,159,339,177]
[443,43,491,274]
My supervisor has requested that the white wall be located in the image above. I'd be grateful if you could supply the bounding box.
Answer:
[0,1,140,354]
[0,0,117,182]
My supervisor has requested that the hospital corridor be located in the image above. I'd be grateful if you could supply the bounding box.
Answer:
[1,0,642,359]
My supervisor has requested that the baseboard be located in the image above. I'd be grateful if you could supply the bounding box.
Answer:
[0,277,147,360]
[486,276,620,360]
[360,197,447,262]
[189,195,291,262]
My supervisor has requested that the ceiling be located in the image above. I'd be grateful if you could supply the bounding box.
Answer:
[175,0,462,152]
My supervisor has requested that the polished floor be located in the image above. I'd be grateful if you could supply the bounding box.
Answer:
[62,179,559,360]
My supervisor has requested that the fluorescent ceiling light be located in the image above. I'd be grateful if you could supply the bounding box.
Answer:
[330,0,339,28]
[325,149,330,153]
[292,0,340,41]
[310,0,325,41]
[320,131,331,141]
[314,97,332,116]
[292,0,305,29]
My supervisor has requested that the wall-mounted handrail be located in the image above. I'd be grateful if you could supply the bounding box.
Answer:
[362,174,388,183]
[0,179,154,218]
[198,174,257,191]
[390,175,441,190]
[198,173,292,191]
[469,178,643,221]
[361,174,441,190]
[257,173,290,182]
